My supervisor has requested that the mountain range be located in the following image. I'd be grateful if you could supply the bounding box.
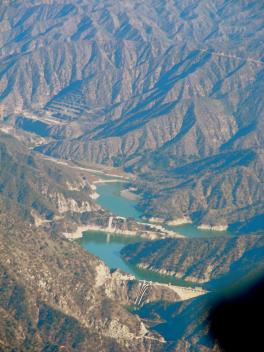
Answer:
[0,0,263,229]
[0,1,264,351]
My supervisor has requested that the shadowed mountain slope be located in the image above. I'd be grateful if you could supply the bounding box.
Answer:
[0,200,163,351]
[121,236,264,288]
[0,132,99,223]
[0,0,264,227]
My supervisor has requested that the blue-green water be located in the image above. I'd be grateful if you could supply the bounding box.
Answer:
[77,231,199,287]
[77,181,229,287]
[96,182,230,238]
[166,223,230,238]
[96,182,142,220]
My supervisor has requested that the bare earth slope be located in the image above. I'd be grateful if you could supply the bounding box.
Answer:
[0,200,166,351]
[0,132,99,224]
[0,0,264,228]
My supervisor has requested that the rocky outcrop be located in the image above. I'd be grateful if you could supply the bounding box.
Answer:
[0,3,263,350]
[0,201,166,351]
[0,133,100,224]
[48,192,93,214]
[0,1,263,229]
[104,270,180,305]
[104,269,206,305]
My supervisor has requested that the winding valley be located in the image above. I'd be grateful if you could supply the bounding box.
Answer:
[0,1,263,351]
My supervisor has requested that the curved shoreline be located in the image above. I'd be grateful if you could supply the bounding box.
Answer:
[91,178,229,236]
[63,221,184,241]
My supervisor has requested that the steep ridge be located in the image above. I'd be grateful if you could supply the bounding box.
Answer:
[121,236,264,288]
[0,133,188,241]
[0,132,99,224]
[0,199,166,351]
[0,0,263,228]
[0,3,263,350]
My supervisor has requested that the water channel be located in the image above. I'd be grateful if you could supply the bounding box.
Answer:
[78,181,230,286]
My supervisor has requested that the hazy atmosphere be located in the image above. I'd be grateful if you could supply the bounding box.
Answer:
[0,1,263,351]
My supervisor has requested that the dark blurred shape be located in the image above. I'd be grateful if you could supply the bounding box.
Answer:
[209,277,264,351]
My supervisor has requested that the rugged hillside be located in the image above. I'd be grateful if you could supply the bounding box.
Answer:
[0,133,182,240]
[0,132,100,225]
[0,0,263,228]
[0,199,168,351]
[121,235,264,288]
